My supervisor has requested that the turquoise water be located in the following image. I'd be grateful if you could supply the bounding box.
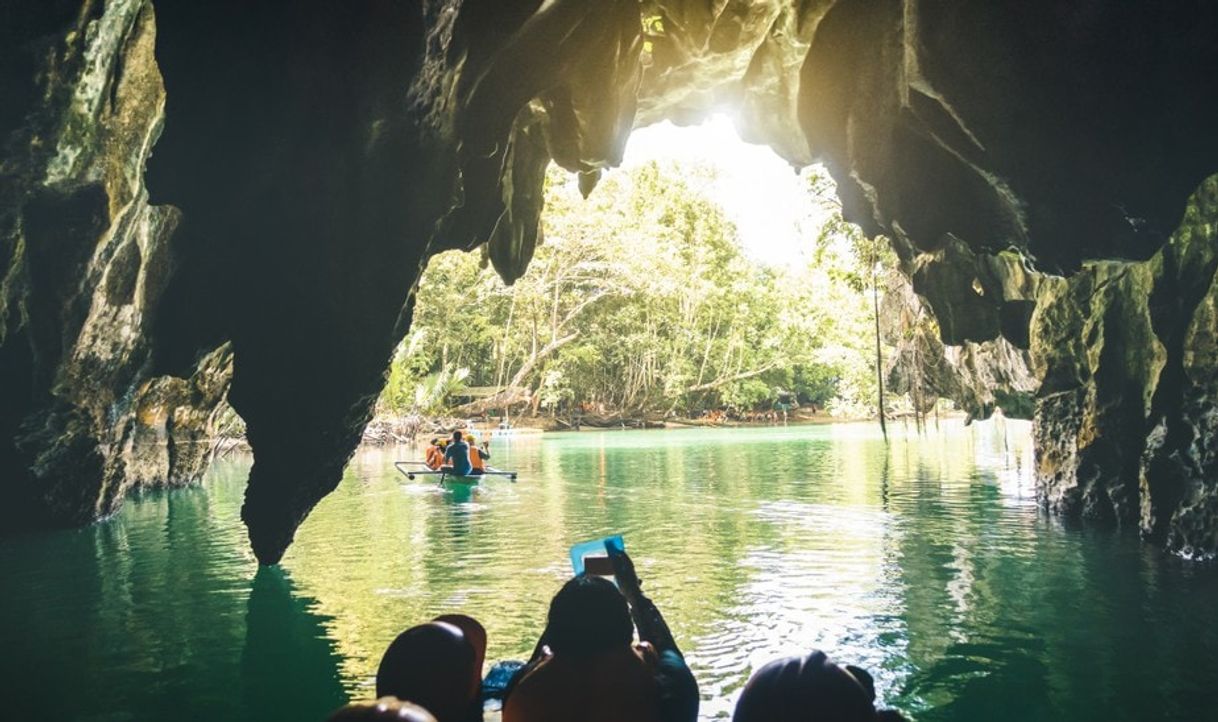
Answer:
[2,420,1217,721]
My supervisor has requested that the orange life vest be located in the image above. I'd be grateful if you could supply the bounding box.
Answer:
[424,445,443,470]
[469,446,486,472]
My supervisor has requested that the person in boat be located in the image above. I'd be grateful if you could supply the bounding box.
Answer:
[503,547,698,722]
[467,435,491,475]
[732,650,907,722]
[442,430,473,476]
[376,620,483,722]
[424,438,445,470]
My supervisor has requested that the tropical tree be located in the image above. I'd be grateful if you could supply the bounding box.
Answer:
[379,160,894,421]
[807,168,898,435]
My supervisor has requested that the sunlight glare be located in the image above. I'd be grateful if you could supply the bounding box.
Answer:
[620,115,830,265]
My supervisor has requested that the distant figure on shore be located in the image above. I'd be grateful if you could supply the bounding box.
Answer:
[442,430,473,476]
[503,548,698,722]
[327,698,438,722]
[376,620,483,722]
[732,650,907,722]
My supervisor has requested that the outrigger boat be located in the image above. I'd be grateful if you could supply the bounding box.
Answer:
[393,460,518,485]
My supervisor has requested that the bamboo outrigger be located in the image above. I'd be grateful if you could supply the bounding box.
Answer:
[393,460,518,485]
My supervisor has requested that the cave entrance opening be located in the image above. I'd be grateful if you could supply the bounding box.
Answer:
[372,115,943,437]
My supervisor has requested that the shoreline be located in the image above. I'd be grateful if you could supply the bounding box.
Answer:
[353,409,971,447]
[212,411,976,453]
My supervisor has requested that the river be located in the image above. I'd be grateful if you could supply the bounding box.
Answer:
[2,419,1216,721]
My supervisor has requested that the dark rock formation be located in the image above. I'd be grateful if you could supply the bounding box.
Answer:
[1031,178,1218,557]
[0,0,231,533]
[3,1,1218,561]
[885,265,1037,423]
[145,0,441,563]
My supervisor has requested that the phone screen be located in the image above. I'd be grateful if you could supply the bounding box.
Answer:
[582,554,615,576]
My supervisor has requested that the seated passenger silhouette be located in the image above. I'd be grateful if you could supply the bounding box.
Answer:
[433,613,488,705]
[441,430,472,475]
[376,620,482,722]
[732,650,907,722]
[504,548,697,722]
[424,439,445,470]
[326,697,437,722]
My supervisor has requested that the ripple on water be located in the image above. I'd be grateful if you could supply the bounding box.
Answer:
[4,421,1218,722]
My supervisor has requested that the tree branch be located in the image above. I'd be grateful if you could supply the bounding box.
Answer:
[455,331,580,415]
[685,363,779,394]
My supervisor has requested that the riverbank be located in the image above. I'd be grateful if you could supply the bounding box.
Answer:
[215,408,966,454]
[356,408,964,446]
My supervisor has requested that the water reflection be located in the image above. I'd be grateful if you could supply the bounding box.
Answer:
[0,472,349,721]
[276,421,1217,722]
[242,566,346,720]
[2,420,1217,722]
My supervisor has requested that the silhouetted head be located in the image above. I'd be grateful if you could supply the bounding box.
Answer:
[451,430,462,442]
[545,575,633,657]
[326,697,437,722]
[733,651,906,722]
[433,614,487,693]
[376,622,478,722]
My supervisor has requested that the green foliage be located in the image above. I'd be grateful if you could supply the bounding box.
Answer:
[413,367,471,416]
[380,335,470,416]
[381,161,891,419]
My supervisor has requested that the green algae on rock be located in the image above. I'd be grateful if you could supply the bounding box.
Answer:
[1031,176,1218,556]
[0,0,231,533]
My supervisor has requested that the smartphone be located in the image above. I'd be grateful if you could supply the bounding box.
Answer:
[569,535,625,577]
[582,555,616,576]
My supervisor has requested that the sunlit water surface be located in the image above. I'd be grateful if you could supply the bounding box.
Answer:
[3,420,1217,721]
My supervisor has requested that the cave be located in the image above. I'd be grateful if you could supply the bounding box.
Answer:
[3,0,1218,570]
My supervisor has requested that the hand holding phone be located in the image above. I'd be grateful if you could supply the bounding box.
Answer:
[569,535,625,578]
[607,544,642,600]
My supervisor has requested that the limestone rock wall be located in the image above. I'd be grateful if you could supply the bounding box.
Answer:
[797,1,1218,347]
[885,265,1037,422]
[1030,177,1218,554]
[143,0,441,563]
[0,0,232,533]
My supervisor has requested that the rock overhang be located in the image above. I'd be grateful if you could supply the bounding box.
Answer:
[3,0,1218,562]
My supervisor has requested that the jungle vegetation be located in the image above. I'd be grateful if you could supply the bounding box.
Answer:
[378,161,909,422]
